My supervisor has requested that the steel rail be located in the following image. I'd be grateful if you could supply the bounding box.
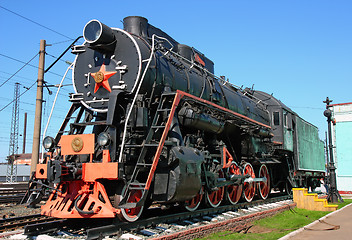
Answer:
[0,214,56,233]
[0,183,28,204]
[21,194,291,239]
[86,194,292,239]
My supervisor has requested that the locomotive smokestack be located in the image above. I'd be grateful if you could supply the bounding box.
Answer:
[83,20,115,45]
[123,16,148,38]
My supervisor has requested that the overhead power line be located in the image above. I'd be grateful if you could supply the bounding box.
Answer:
[0,5,74,40]
[0,53,39,88]
[46,52,71,65]
[288,106,324,110]
[0,53,71,81]
[0,81,37,112]
[0,70,38,82]
[50,39,75,45]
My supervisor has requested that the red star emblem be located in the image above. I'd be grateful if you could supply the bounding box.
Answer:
[90,64,117,93]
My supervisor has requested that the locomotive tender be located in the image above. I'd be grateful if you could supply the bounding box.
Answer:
[34,16,325,222]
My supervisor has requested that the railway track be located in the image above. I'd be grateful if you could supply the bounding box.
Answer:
[19,194,293,239]
[0,182,28,204]
[0,214,56,233]
[86,194,293,239]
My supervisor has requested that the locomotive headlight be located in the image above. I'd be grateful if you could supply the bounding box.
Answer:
[83,19,115,45]
[43,136,55,150]
[97,132,110,146]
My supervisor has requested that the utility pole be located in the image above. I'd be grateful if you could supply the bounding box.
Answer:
[6,82,20,182]
[23,112,27,153]
[31,40,46,175]
[323,97,343,203]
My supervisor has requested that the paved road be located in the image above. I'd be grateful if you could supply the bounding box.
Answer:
[282,203,352,240]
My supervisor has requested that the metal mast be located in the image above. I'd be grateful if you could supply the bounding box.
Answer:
[323,97,343,203]
[6,82,20,182]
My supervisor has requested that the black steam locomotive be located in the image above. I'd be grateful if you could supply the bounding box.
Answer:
[34,16,325,222]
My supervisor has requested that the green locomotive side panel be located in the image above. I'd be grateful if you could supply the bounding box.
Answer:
[283,128,294,151]
[296,117,325,171]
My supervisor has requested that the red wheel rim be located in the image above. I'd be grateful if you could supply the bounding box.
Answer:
[243,163,255,202]
[125,189,142,217]
[185,187,203,211]
[226,163,242,204]
[258,164,270,199]
[119,184,144,222]
[206,170,224,208]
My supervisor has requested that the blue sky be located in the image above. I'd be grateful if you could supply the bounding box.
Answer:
[0,1,351,163]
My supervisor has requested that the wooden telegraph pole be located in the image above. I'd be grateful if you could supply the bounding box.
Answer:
[30,40,46,175]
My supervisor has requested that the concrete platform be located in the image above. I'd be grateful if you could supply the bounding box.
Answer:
[280,202,352,240]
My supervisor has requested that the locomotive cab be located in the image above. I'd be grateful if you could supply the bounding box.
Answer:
[251,90,325,192]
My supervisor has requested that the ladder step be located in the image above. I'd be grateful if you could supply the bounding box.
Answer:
[129,186,146,190]
[157,108,171,112]
[151,125,165,129]
[130,182,146,186]
[141,141,173,148]
[137,163,153,166]
[129,182,146,190]
[161,93,176,97]
[144,143,159,147]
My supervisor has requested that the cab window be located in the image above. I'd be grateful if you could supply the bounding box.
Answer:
[283,112,288,127]
[273,112,280,125]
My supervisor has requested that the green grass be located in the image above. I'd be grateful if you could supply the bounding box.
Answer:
[197,199,352,240]
[336,198,352,209]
